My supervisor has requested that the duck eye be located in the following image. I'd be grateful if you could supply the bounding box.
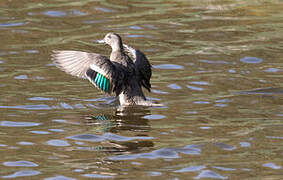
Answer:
[107,35,111,39]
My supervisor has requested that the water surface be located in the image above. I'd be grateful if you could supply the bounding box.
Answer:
[0,0,283,179]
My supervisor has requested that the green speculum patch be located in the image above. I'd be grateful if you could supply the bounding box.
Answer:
[95,73,110,93]
[87,69,110,94]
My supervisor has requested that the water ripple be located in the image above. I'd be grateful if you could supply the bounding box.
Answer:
[264,68,281,73]
[47,139,70,147]
[41,10,86,17]
[215,99,232,103]
[153,64,184,70]
[175,165,206,173]
[103,133,153,141]
[187,85,204,91]
[239,142,251,147]
[213,166,236,171]
[195,170,228,179]
[28,97,54,101]
[168,84,182,89]
[151,89,169,94]
[215,104,227,107]
[198,59,231,64]
[0,104,51,110]
[67,134,104,142]
[2,170,40,178]
[67,133,153,142]
[189,81,210,85]
[52,119,67,123]
[177,144,202,155]
[83,174,113,178]
[94,7,116,13]
[17,141,34,145]
[0,22,27,27]
[24,49,39,54]
[143,114,165,120]
[30,131,51,135]
[266,136,283,140]
[1,0,282,179]
[44,175,75,180]
[147,171,162,176]
[49,129,64,132]
[109,144,201,160]
[239,87,283,95]
[193,101,210,104]
[60,102,74,109]
[240,57,262,64]
[262,163,281,170]
[109,148,179,160]
[215,143,237,151]
[14,75,28,80]
[126,34,152,38]
[0,121,41,127]
[3,161,38,167]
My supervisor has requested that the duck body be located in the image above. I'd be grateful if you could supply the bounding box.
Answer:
[109,47,148,106]
[52,33,154,106]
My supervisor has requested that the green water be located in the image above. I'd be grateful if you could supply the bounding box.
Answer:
[0,0,282,179]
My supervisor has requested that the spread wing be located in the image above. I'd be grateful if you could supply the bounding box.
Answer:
[123,45,152,92]
[51,50,123,95]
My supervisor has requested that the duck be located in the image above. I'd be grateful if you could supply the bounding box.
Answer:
[51,33,159,106]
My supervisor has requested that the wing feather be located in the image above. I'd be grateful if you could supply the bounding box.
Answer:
[51,50,122,95]
[123,45,152,92]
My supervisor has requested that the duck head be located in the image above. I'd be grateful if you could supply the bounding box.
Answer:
[97,33,123,51]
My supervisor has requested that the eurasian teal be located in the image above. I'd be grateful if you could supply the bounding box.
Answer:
[52,33,158,106]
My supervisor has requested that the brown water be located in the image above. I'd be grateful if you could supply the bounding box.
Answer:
[0,0,283,179]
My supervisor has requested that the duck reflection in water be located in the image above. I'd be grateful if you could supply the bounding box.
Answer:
[81,106,154,153]
[85,106,151,132]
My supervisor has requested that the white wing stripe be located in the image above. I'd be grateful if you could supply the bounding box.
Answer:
[90,64,106,77]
